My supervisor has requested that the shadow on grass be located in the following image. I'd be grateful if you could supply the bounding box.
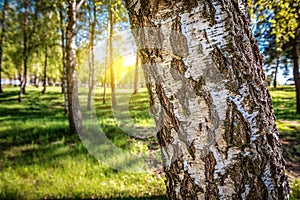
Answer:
[0,88,69,152]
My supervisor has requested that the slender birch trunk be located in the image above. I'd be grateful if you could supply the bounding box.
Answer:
[66,0,84,135]
[273,58,279,88]
[103,41,108,104]
[87,0,96,111]
[103,15,110,105]
[0,0,8,94]
[125,0,289,199]
[133,52,139,94]
[59,8,69,114]
[109,2,116,108]
[19,0,29,102]
[292,38,300,114]
[41,44,47,94]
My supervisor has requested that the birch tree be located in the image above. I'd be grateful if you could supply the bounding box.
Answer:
[125,0,289,199]
[18,0,29,102]
[66,0,84,135]
[108,0,116,108]
[87,0,96,110]
[133,52,139,94]
[252,0,300,113]
[59,3,69,114]
[0,0,7,94]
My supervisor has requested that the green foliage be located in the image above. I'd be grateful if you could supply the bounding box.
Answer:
[290,179,300,200]
[251,0,300,51]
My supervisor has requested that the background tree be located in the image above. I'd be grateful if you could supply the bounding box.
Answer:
[18,0,30,102]
[108,0,116,108]
[0,0,8,94]
[86,0,97,110]
[133,52,139,94]
[58,2,69,114]
[252,0,300,112]
[39,3,61,94]
[103,39,108,104]
[66,0,84,135]
[125,0,289,198]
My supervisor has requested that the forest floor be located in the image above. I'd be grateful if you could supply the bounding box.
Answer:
[0,86,299,199]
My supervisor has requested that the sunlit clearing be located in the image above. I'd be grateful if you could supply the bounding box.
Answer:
[123,54,136,67]
[112,54,138,85]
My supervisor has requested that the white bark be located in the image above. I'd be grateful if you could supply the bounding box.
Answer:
[125,0,289,199]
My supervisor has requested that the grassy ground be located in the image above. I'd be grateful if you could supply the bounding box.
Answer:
[0,86,166,199]
[0,85,299,199]
[269,86,300,199]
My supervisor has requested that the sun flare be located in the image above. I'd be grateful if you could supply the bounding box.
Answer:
[122,54,136,67]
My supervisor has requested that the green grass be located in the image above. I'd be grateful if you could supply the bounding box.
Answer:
[0,85,299,199]
[0,86,166,199]
[269,86,300,120]
[269,86,300,200]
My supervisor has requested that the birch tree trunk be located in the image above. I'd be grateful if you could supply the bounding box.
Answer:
[273,58,279,88]
[66,0,83,135]
[103,40,108,104]
[133,52,139,94]
[41,44,47,94]
[18,0,29,102]
[87,0,96,111]
[0,0,8,94]
[125,0,289,199]
[59,8,68,114]
[292,38,300,114]
[109,2,117,108]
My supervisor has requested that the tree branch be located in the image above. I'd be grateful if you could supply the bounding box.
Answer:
[76,0,85,11]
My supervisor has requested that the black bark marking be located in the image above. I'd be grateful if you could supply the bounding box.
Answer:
[170,58,187,76]
[224,100,251,148]
[203,0,217,25]
[180,171,204,199]
[205,151,218,199]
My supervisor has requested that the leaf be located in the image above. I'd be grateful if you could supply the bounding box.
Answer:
[268,19,276,24]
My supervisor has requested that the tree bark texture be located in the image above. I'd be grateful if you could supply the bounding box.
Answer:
[19,0,29,102]
[0,0,8,94]
[125,0,289,199]
[66,0,83,135]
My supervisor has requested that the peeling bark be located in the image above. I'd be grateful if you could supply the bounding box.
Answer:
[125,0,289,199]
